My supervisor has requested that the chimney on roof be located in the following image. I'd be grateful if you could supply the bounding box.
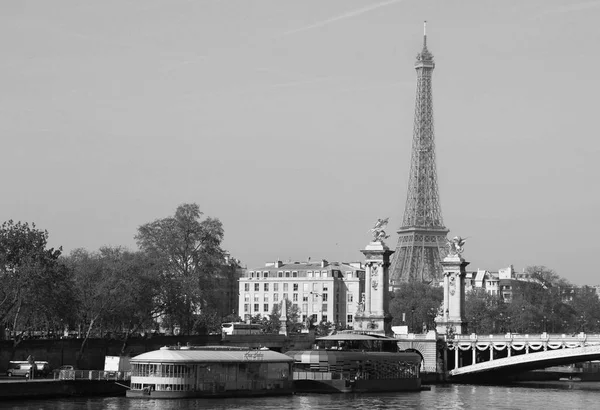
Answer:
[275,259,283,268]
[321,259,328,268]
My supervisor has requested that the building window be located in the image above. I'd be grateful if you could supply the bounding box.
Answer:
[264,294,269,302]
[283,293,288,300]
[264,283,269,292]
[322,303,327,312]
[264,304,269,312]
[293,284,299,292]
[347,315,353,323]
[254,304,259,312]
[254,295,259,302]
[244,294,250,302]
[302,304,308,313]
[323,285,328,292]
[286,271,291,277]
[263,271,269,277]
[293,293,298,302]
[322,314,328,323]
[283,283,289,291]
[250,271,255,278]
[254,283,260,292]
[322,293,328,302]
[273,283,279,291]
[347,294,353,303]
[278,271,283,277]
[303,293,309,302]
[312,303,319,312]
[293,303,298,310]
[244,283,250,291]
[312,283,319,292]
[273,293,279,302]
[302,283,309,292]
[292,271,298,277]
[244,304,249,312]
[307,271,313,278]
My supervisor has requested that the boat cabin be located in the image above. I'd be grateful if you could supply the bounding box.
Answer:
[127,346,294,398]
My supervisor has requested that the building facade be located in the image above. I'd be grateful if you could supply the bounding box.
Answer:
[238,259,364,329]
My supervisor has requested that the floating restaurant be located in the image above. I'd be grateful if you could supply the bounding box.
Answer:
[285,333,422,393]
[127,346,294,398]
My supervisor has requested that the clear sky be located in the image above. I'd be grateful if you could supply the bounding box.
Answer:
[2,0,599,285]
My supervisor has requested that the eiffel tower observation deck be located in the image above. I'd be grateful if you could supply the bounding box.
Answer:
[389,22,449,288]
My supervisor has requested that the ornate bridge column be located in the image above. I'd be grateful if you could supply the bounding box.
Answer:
[436,237,469,335]
[355,219,394,335]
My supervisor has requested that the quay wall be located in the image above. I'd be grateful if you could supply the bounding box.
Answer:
[0,333,314,373]
[0,335,220,373]
[0,380,128,400]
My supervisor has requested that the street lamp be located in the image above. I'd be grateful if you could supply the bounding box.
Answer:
[543,316,547,333]
[411,308,415,333]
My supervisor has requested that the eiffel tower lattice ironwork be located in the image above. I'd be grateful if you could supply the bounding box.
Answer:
[389,22,448,288]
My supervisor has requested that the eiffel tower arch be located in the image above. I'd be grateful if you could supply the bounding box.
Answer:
[390,22,449,288]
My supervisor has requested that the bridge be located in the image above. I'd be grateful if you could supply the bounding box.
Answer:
[446,332,600,378]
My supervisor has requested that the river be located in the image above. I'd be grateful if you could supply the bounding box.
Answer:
[1,383,598,410]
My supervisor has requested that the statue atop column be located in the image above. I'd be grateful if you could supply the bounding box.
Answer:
[369,218,390,243]
[446,236,466,258]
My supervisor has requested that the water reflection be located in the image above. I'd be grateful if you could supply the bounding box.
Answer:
[2,383,600,410]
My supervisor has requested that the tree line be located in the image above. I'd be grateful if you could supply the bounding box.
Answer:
[388,266,600,335]
[0,203,238,361]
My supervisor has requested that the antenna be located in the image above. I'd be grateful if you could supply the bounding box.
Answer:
[423,20,427,48]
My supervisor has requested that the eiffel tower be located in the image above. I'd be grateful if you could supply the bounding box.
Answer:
[389,22,448,288]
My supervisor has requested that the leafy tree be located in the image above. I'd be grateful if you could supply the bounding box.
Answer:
[389,282,443,332]
[65,247,162,362]
[0,220,72,345]
[464,289,505,333]
[525,265,570,288]
[135,203,225,335]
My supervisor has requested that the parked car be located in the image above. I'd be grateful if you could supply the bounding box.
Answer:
[7,361,50,378]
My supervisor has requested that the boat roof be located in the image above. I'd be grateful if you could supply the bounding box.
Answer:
[316,333,399,342]
[130,346,293,363]
[285,350,422,364]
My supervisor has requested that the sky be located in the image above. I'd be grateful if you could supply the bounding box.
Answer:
[1,0,600,285]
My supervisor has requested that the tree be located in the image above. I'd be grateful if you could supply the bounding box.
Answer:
[0,220,72,345]
[465,289,505,333]
[65,246,162,363]
[389,283,443,332]
[135,203,225,335]
[525,265,570,289]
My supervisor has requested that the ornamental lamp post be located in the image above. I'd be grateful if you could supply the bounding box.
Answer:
[543,316,547,333]
[411,307,415,333]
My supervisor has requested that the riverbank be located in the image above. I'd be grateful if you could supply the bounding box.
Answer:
[0,379,129,400]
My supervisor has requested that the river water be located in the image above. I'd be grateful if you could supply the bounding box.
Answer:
[1,383,598,410]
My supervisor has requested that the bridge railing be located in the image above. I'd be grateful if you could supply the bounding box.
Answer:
[54,370,131,381]
[446,332,600,344]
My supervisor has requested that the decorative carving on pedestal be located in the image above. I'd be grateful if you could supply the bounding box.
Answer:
[436,236,470,336]
[356,219,395,336]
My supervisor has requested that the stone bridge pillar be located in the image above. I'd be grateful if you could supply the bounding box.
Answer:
[436,253,469,335]
[355,240,394,335]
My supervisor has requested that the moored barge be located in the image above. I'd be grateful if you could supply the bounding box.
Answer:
[285,333,422,393]
[127,346,293,398]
